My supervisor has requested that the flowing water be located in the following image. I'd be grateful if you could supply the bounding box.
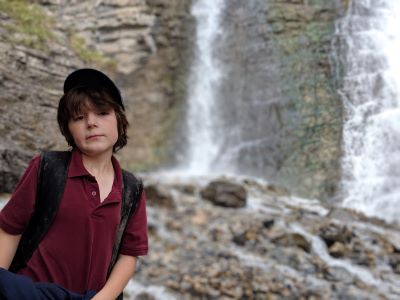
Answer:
[181,0,286,178]
[182,0,226,174]
[335,0,400,223]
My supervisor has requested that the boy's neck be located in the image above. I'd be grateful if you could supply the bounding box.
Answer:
[80,149,114,178]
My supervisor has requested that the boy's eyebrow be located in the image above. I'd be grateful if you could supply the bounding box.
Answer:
[72,105,112,115]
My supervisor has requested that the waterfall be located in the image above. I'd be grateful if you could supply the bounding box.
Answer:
[180,0,281,178]
[336,0,400,223]
[183,0,226,174]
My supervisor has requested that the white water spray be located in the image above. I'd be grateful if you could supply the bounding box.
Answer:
[182,0,225,174]
[336,0,400,223]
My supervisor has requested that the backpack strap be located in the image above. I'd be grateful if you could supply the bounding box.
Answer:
[107,170,143,277]
[108,170,143,300]
[9,151,71,273]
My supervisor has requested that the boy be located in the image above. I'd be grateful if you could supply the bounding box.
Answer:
[0,68,148,299]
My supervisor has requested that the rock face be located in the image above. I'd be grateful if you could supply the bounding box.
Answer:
[265,0,348,200]
[0,3,81,192]
[1,0,349,200]
[40,0,193,170]
[0,0,191,192]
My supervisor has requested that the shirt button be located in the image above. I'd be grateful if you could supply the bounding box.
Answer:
[92,191,97,196]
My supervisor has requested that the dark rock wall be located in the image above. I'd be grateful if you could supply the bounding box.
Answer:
[198,0,347,200]
[265,0,348,199]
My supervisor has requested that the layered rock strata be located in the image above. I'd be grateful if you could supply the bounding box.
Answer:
[0,0,191,192]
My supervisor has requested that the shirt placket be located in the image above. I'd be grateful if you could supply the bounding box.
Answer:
[86,176,100,206]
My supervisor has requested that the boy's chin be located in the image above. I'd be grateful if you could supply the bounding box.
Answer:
[79,146,114,156]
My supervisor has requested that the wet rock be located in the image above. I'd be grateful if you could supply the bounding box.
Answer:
[336,285,379,300]
[272,233,311,252]
[144,184,175,208]
[263,219,275,229]
[200,180,247,208]
[134,292,156,300]
[318,223,354,247]
[190,209,208,225]
[243,179,290,197]
[328,241,347,258]
[135,174,400,299]
[327,207,362,223]
[324,266,354,284]
[350,240,376,267]
[389,253,400,274]
[172,183,197,195]
[232,226,259,246]
[232,232,250,246]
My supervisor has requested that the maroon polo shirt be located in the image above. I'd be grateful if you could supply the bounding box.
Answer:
[0,149,148,293]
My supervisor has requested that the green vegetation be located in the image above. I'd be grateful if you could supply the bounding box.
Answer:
[0,0,55,50]
[69,35,102,63]
[67,31,117,69]
[0,0,116,69]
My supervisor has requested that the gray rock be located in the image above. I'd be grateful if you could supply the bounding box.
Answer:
[137,174,400,299]
[318,223,354,247]
[272,233,311,252]
[134,292,156,300]
[200,180,246,208]
[328,241,347,258]
[324,266,354,284]
[389,253,400,274]
[144,184,175,208]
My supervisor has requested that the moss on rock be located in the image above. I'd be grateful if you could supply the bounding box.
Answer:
[266,0,346,199]
[0,0,55,50]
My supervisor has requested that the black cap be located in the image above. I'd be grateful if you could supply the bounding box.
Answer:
[63,68,124,110]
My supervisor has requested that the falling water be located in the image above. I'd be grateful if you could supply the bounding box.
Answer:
[181,0,284,178]
[183,0,226,174]
[335,0,400,223]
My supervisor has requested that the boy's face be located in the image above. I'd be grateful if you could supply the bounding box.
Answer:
[68,100,119,157]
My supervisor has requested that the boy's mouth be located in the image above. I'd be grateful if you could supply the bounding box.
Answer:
[86,134,104,140]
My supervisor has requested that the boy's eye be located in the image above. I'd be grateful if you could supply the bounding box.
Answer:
[73,115,84,121]
[99,111,109,116]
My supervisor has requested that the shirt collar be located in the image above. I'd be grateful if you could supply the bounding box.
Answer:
[68,149,91,178]
[67,149,123,192]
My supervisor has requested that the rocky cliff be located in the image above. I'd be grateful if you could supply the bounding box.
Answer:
[200,0,347,200]
[266,0,348,200]
[0,0,191,192]
[1,0,347,200]
[0,0,81,191]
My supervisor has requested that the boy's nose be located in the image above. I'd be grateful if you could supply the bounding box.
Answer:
[86,113,98,127]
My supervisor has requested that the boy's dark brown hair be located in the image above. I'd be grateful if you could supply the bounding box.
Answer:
[57,87,129,152]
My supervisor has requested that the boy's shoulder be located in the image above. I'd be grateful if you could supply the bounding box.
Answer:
[121,168,141,183]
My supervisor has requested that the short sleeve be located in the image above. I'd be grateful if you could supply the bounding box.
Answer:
[119,190,148,257]
[0,155,40,235]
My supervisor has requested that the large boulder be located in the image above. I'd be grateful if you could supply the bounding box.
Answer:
[200,180,246,208]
